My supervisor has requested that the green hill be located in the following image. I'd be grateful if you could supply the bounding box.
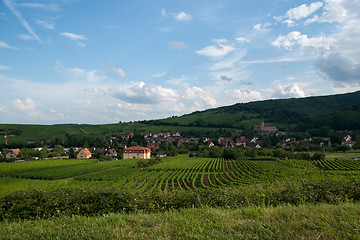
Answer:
[142,91,360,131]
[0,91,359,146]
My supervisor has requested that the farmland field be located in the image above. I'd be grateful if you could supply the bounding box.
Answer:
[1,153,360,239]
[1,154,360,197]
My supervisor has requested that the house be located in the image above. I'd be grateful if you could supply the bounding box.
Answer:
[236,137,247,146]
[118,132,126,138]
[344,135,352,142]
[342,135,356,147]
[123,146,151,159]
[156,151,167,158]
[6,148,21,159]
[172,132,180,137]
[105,149,117,157]
[342,141,357,148]
[255,118,277,134]
[207,141,215,148]
[77,148,92,159]
[147,142,159,149]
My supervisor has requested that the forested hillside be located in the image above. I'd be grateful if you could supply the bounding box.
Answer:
[144,91,360,131]
[0,91,359,147]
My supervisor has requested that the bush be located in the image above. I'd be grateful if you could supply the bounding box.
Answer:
[137,158,162,168]
[97,155,114,162]
[312,152,325,161]
[1,181,360,221]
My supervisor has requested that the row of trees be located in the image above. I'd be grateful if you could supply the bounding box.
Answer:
[0,145,66,162]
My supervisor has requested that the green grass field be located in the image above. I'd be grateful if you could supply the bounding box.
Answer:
[1,153,360,239]
[1,203,359,240]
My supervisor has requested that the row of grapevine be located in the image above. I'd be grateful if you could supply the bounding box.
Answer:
[315,159,360,171]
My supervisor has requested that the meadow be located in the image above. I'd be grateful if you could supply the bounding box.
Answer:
[1,153,360,239]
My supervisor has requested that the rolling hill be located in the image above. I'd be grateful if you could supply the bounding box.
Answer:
[0,91,359,146]
[143,91,360,131]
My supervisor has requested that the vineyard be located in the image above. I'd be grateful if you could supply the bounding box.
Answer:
[1,155,360,196]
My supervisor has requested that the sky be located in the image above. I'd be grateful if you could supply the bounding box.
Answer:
[1,0,360,124]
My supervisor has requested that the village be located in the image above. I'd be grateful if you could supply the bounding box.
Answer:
[1,119,358,162]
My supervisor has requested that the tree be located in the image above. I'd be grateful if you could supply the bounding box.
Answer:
[273,148,287,158]
[69,147,76,159]
[19,148,37,160]
[38,147,49,159]
[53,145,65,157]
[335,144,351,153]
[353,139,360,150]
[222,147,239,160]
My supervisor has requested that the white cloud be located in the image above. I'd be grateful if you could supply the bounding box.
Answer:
[60,32,87,47]
[0,65,10,70]
[3,0,41,42]
[0,105,8,113]
[275,2,323,26]
[18,3,60,11]
[112,82,179,105]
[12,98,41,118]
[253,23,262,30]
[253,22,271,30]
[209,50,247,71]
[196,39,236,58]
[173,11,192,21]
[13,98,35,111]
[225,89,265,103]
[54,63,105,82]
[161,8,166,17]
[308,0,357,24]
[17,34,35,40]
[35,19,55,30]
[166,76,196,86]
[0,40,18,49]
[152,71,167,78]
[182,86,218,108]
[162,9,192,21]
[285,2,323,21]
[109,63,126,78]
[272,31,334,50]
[107,25,119,29]
[274,1,360,86]
[60,32,87,41]
[274,83,306,98]
[168,41,188,50]
[235,37,250,43]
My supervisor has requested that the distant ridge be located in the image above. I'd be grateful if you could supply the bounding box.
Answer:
[0,91,359,146]
[142,91,360,131]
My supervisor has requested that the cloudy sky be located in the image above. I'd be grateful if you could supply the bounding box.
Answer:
[1,0,359,124]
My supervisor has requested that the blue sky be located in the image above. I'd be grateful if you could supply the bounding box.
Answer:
[1,0,360,124]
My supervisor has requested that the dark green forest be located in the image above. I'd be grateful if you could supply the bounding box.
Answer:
[142,91,360,131]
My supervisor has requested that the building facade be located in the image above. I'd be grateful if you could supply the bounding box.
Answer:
[123,146,151,159]
[6,149,21,159]
[77,148,92,159]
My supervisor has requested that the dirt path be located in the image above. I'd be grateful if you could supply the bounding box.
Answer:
[80,128,89,134]
[58,165,123,180]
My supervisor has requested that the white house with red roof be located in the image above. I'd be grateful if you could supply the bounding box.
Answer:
[123,146,151,159]
[6,148,21,159]
[77,148,92,159]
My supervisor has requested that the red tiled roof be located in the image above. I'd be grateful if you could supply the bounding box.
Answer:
[11,149,21,155]
[81,148,92,156]
[124,146,151,153]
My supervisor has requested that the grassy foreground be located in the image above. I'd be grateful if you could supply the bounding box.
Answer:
[1,203,359,240]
